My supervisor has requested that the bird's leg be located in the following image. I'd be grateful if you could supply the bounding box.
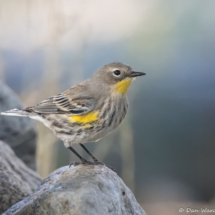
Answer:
[79,144,116,172]
[67,146,88,164]
[68,145,116,172]
[79,143,99,162]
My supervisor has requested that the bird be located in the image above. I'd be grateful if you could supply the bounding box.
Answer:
[1,62,145,166]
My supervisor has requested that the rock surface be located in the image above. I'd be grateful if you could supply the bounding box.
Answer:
[4,164,146,215]
[0,81,37,170]
[0,141,42,214]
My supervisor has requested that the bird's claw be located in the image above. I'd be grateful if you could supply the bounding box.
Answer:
[82,161,116,172]
[69,161,81,167]
[69,160,116,172]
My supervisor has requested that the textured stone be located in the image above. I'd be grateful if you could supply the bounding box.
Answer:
[0,81,37,169]
[0,141,42,214]
[4,164,146,215]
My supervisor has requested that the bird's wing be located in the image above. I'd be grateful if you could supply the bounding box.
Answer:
[32,85,95,115]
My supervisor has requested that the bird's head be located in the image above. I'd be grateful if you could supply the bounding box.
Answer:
[92,62,145,95]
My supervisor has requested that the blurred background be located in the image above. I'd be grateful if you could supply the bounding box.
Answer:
[1,0,215,214]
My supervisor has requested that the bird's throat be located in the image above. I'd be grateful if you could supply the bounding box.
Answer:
[114,78,133,95]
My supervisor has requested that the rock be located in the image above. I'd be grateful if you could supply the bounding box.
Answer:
[0,81,37,170]
[3,164,146,215]
[0,141,42,214]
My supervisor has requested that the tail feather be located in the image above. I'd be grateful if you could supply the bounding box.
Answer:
[1,108,32,117]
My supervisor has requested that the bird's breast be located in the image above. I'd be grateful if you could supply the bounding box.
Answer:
[98,96,128,130]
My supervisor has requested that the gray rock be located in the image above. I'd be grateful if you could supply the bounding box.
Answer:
[0,81,37,170]
[0,140,42,214]
[4,164,146,215]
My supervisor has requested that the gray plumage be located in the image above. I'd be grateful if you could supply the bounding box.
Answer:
[1,62,145,149]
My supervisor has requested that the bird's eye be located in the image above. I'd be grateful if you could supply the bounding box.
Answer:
[113,70,121,76]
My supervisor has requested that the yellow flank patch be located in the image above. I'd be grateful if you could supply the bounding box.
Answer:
[69,111,99,124]
[115,78,133,95]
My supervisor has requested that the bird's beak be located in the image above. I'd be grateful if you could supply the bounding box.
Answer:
[129,71,146,77]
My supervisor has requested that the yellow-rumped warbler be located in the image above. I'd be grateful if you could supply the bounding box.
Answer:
[1,62,145,165]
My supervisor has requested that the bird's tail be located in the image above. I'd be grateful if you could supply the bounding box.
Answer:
[1,108,33,117]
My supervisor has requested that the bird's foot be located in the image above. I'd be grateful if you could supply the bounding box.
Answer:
[82,160,103,165]
[69,161,81,167]
[69,160,97,167]
[82,160,116,172]
[69,160,116,172]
